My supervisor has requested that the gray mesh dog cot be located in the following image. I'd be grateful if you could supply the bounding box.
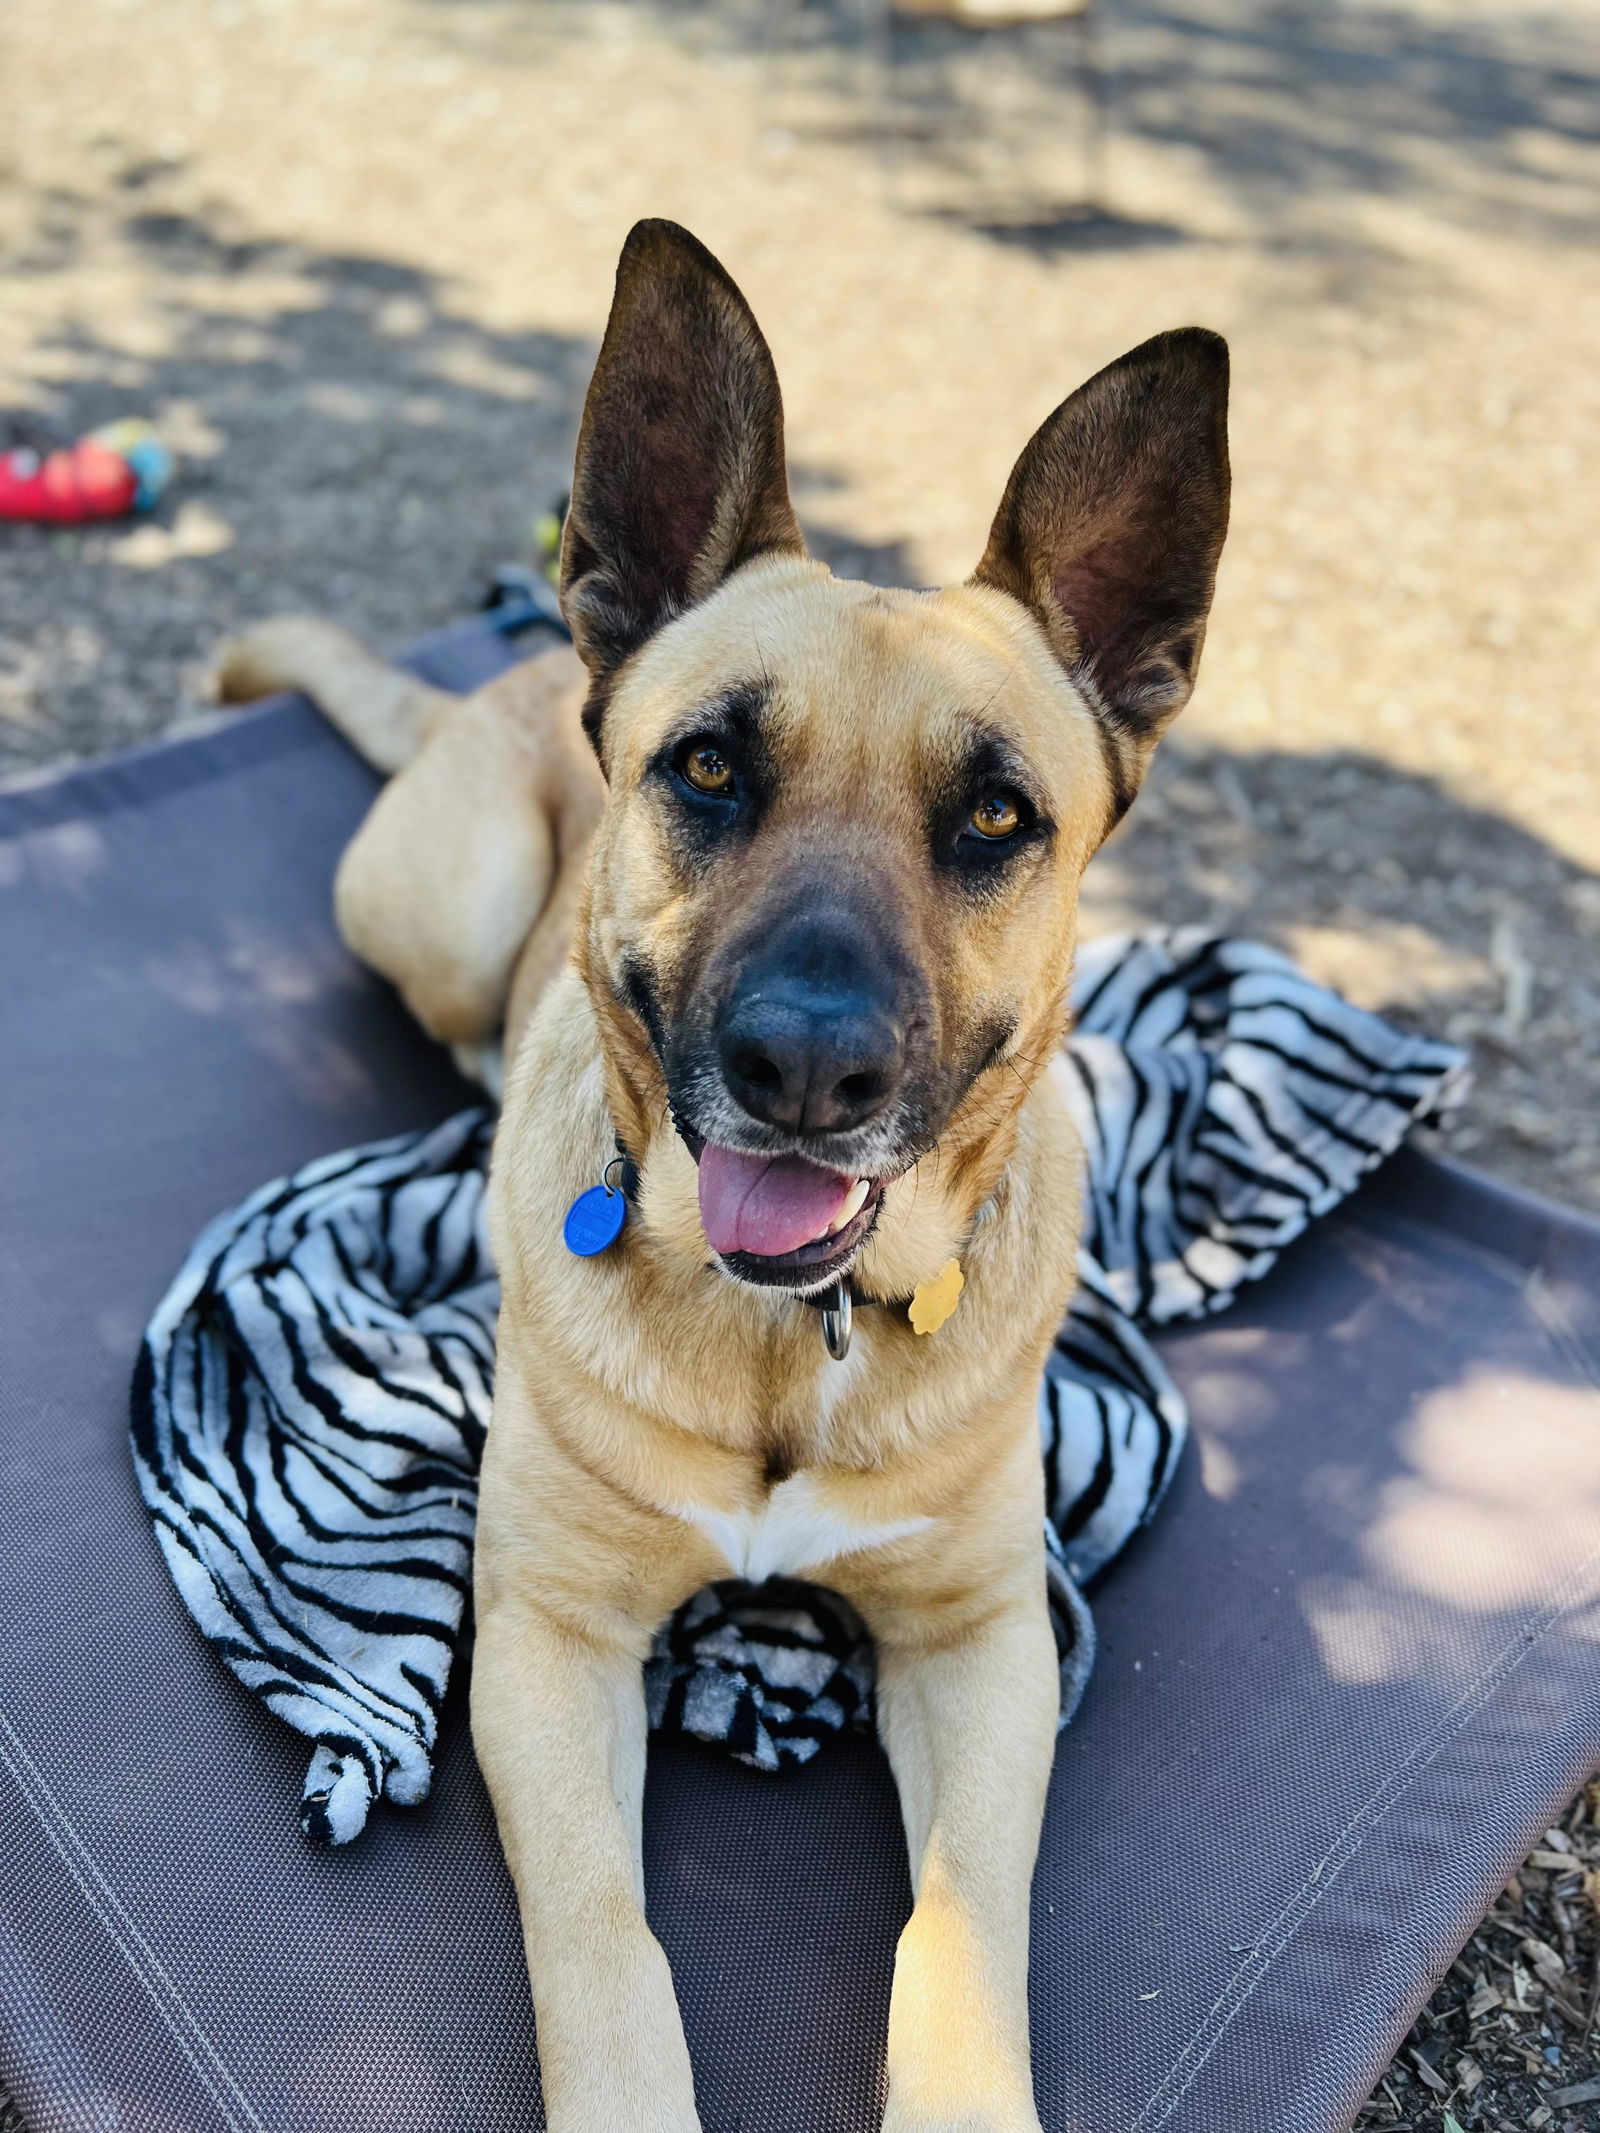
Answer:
[2,613,1598,2133]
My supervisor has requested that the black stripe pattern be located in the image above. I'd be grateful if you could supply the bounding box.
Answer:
[131,931,1466,1843]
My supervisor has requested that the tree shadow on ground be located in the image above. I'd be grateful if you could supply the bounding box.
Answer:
[1107,0,1600,236]
[0,184,913,772]
[0,184,586,766]
[1085,738,1600,1211]
[4,143,1597,1229]
[612,0,1600,255]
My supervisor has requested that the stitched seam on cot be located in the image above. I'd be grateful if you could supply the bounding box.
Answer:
[1136,1600,1597,2129]
[0,1702,269,2133]
[1129,1532,1600,2131]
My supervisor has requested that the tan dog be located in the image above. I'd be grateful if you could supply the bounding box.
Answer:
[218,219,1229,2133]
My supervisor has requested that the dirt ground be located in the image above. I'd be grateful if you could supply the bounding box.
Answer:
[2,0,1598,2126]
[4,0,1600,1219]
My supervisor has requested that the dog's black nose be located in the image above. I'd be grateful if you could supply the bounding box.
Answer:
[720,992,904,1134]
[717,918,908,1136]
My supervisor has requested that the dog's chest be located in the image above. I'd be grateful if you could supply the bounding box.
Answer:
[672,1470,932,1582]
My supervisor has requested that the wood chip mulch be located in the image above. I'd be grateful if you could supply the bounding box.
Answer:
[1355,1783,1600,2133]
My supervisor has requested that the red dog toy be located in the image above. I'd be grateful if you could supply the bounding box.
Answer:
[0,419,171,524]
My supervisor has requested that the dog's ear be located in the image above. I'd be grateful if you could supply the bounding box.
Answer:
[973,327,1229,819]
[561,220,805,748]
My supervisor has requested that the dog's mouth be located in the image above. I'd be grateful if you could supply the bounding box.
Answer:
[694,1142,886,1292]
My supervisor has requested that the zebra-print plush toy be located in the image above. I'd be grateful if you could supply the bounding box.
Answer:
[132,932,1466,1844]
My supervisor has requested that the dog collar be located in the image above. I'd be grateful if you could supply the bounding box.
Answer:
[561,1141,639,1257]
[563,1142,960,1362]
[815,1280,853,1361]
[807,1258,965,1362]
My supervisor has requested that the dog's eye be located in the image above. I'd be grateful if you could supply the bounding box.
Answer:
[680,740,734,796]
[968,793,1022,841]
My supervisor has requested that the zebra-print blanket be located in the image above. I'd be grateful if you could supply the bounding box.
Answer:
[131,932,1466,1844]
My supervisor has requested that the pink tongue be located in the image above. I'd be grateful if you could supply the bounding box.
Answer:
[697,1144,856,1258]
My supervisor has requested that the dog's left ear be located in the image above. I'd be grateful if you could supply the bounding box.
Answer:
[561,220,805,751]
[973,327,1230,819]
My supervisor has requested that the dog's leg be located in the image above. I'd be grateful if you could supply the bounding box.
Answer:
[214,616,456,773]
[864,1569,1060,2133]
[472,1597,701,2133]
[219,612,599,1060]
[471,1349,705,2133]
[311,641,593,1052]
[331,681,563,1048]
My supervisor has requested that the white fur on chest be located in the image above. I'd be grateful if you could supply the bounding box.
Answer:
[669,1471,932,1582]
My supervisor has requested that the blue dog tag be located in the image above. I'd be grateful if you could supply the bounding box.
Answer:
[563,1184,627,1257]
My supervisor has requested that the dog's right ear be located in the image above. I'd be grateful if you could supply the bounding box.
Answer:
[973,327,1230,825]
[560,220,805,755]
